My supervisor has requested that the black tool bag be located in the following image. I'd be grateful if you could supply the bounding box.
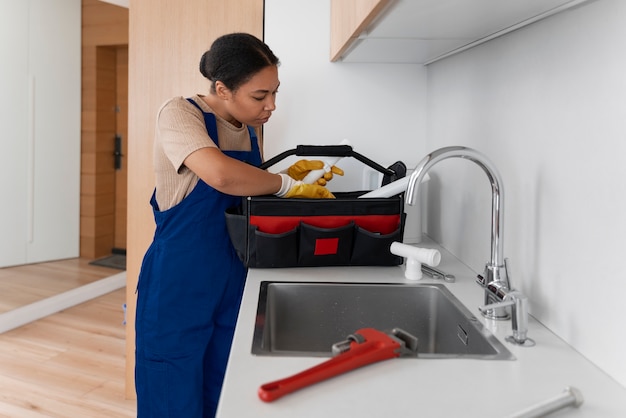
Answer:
[225,145,406,268]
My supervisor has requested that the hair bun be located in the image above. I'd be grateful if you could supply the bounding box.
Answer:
[198,33,279,92]
[199,51,212,79]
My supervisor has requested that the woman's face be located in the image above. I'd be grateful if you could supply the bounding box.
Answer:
[222,65,280,128]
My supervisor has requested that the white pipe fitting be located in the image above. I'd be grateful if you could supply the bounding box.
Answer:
[302,138,351,184]
[390,241,441,280]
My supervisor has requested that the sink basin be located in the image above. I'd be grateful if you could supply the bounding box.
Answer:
[252,281,514,360]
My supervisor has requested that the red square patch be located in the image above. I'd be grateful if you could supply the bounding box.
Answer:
[314,238,339,256]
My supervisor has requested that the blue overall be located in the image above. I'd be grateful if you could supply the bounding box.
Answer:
[135,100,261,418]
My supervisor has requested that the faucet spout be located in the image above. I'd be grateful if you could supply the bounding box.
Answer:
[406,146,510,318]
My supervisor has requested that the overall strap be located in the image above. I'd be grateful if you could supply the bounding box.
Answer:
[186,97,256,146]
[187,98,219,145]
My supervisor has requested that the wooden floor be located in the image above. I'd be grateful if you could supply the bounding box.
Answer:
[0,260,136,417]
[0,258,121,314]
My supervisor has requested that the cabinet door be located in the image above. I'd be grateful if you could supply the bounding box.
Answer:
[331,0,594,63]
[0,1,29,266]
[0,0,80,267]
[26,0,81,264]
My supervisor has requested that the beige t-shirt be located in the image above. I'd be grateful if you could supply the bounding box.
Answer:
[153,95,263,211]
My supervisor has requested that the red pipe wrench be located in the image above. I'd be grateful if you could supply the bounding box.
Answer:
[258,327,418,402]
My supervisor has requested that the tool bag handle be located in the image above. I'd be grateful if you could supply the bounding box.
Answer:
[260,145,403,182]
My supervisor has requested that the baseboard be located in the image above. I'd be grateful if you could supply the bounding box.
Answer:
[0,272,126,334]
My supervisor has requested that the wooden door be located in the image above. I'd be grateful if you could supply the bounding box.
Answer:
[80,0,128,259]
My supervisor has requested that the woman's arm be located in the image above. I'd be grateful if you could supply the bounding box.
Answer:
[184,146,281,196]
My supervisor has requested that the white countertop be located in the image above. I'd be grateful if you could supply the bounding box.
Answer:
[217,240,626,417]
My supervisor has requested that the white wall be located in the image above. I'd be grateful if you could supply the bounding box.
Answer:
[264,0,428,192]
[426,0,626,387]
[265,0,626,388]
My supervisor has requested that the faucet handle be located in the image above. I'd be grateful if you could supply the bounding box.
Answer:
[479,290,534,346]
[478,299,514,313]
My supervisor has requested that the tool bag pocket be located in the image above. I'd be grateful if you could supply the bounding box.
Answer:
[351,224,404,266]
[298,222,355,266]
[255,227,298,268]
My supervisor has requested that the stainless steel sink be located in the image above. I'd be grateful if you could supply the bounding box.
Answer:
[252,281,514,360]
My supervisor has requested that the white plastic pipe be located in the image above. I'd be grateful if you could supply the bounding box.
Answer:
[358,177,409,198]
[359,172,430,199]
[508,386,583,418]
[390,242,441,280]
[302,138,351,184]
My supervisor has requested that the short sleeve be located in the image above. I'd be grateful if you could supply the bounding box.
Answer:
[156,97,217,173]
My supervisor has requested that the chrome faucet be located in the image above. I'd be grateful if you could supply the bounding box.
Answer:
[405,147,530,344]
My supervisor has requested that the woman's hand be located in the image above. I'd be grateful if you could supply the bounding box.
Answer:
[283,183,335,199]
[275,173,334,199]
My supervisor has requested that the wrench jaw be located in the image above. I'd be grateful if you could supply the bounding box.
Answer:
[332,328,419,358]
[331,332,367,356]
[388,328,419,358]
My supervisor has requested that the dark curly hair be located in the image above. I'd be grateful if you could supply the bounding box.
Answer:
[199,33,280,94]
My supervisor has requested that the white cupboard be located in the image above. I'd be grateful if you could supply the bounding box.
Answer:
[0,0,81,267]
[331,0,593,63]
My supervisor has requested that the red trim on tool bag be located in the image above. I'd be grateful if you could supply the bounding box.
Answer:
[249,214,401,234]
[314,238,339,255]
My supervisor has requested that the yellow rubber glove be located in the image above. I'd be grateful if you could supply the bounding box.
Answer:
[317,165,344,186]
[275,173,335,199]
[284,182,335,199]
[286,160,345,186]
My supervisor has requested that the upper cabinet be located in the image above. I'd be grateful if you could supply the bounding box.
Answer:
[330,0,592,64]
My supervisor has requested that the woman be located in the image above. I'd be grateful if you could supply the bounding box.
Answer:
[134,33,334,417]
